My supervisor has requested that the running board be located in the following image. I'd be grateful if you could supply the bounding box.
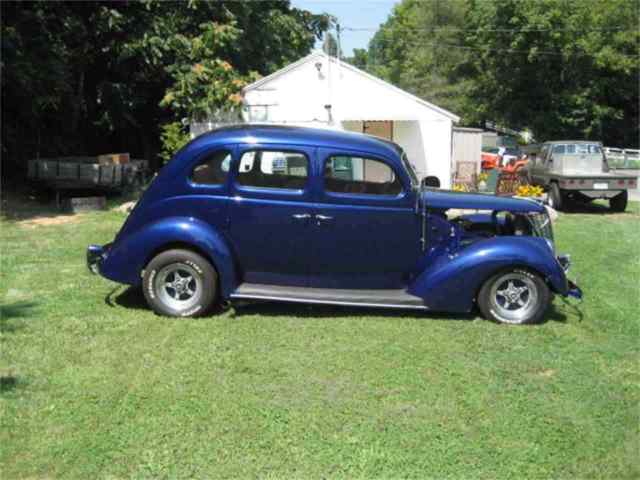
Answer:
[230,283,428,310]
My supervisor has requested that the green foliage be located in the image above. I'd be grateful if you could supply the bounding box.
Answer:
[1,201,639,477]
[462,0,639,146]
[359,0,639,147]
[159,122,190,164]
[1,1,327,176]
[366,0,471,116]
[345,48,369,70]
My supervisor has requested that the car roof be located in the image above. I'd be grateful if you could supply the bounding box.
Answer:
[187,124,403,160]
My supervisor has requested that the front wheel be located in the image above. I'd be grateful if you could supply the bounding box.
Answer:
[477,269,551,325]
[143,249,218,317]
[609,190,628,212]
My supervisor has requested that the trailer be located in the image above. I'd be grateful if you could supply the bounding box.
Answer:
[27,156,149,206]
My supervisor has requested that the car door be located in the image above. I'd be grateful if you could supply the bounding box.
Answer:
[531,144,549,183]
[309,148,422,290]
[228,144,315,287]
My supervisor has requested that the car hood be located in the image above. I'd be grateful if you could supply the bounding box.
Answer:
[423,189,545,213]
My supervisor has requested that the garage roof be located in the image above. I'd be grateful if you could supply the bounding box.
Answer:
[243,51,460,123]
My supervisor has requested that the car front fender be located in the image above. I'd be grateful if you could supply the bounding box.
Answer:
[99,216,238,298]
[408,237,568,313]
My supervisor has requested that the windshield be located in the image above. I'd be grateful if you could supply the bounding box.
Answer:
[555,144,602,155]
[400,151,419,188]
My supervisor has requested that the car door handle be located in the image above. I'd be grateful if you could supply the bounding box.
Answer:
[292,213,311,220]
[315,214,334,225]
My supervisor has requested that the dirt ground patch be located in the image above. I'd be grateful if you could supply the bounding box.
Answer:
[17,215,82,228]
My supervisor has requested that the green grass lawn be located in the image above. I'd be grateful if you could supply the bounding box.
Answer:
[1,198,639,479]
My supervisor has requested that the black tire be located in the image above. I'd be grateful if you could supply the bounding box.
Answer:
[548,182,563,211]
[609,190,628,212]
[143,249,218,317]
[477,268,551,325]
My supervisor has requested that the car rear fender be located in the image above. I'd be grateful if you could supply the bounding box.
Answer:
[408,237,567,312]
[99,216,238,298]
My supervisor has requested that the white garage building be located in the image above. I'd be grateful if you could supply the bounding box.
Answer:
[194,50,461,188]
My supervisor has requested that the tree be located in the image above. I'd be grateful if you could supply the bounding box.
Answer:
[464,0,639,146]
[365,0,471,116]
[345,48,368,70]
[1,1,327,177]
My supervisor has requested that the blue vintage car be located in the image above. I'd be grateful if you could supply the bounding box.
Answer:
[88,125,581,324]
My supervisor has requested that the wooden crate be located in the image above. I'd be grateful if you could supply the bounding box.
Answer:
[98,153,130,165]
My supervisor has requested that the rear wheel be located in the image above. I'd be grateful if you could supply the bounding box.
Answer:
[548,182,563,211]
[478,269,551,325]
[609,190,628,212]
[143,249,218,317]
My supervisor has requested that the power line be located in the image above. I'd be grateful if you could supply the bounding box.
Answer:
[410,38,637,59]
[341,27,639,59]
[342,26,634,33]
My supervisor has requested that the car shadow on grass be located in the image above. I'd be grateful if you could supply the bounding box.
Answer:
[231,300,477,322]
[561,200,637,215]
[105,286,572,325]
[105,285,147,310]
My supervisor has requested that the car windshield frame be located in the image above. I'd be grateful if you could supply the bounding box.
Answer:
[400,150,419,189]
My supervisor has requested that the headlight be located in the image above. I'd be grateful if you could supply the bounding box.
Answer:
[545,238,555,253]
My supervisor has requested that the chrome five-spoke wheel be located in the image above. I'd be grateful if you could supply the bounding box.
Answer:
[478,269,551,325]
[143,249,218,317]
[155,263,202,311]
[489,273,538,324]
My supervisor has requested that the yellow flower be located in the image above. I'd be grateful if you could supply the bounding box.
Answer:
[161,92,174,105]
[228,93,243,105]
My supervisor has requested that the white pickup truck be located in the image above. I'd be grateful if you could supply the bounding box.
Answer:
[526,141,637,211]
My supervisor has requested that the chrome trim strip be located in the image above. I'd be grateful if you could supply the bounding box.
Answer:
[229,293,429,310]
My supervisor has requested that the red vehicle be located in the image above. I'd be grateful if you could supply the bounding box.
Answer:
[482,147,528,173]
[481,147,501,170]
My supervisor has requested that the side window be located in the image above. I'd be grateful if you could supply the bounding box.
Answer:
[552,144,566,155]
[190,149,231,185]
[237,150,308,190]
[324,155,402,196]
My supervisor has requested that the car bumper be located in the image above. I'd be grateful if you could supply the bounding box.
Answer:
[557,254,583,300]
[87,243,111,275]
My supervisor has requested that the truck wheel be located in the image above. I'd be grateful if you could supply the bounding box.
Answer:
[478,269,551,325]
[548,183,563,211]
[609,191,628,212]
[143,249,218,317]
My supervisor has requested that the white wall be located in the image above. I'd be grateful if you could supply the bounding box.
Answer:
[393,121,426,179]
[242,53,456,188]
[452,130,483,174]
[419,119,453,189]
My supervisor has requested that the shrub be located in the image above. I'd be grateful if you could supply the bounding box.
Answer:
[160,122,190,164]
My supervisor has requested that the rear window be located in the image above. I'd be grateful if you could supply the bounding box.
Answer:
[190,149,231,185]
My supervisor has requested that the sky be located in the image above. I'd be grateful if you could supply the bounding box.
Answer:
[291,0,399,56]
